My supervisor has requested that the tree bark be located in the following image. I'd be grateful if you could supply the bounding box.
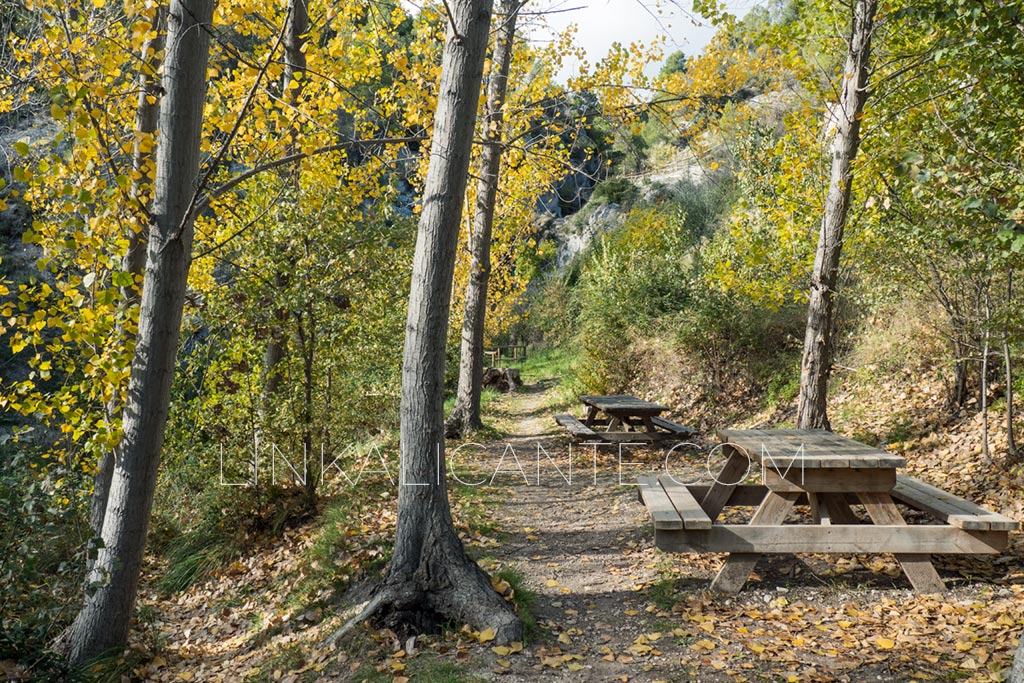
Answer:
[446,0,520,438]
[260,0,308,419]
[89,5,166,544]
[377,0,521,643]
[1011,632,1024,683]
[65,0,214,664]
[982,282,992,464]
[796,0,878,430]
[1005,271,1018,462]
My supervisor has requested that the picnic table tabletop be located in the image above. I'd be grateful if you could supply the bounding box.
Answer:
[716,427,906,469]
[580,394,670,416]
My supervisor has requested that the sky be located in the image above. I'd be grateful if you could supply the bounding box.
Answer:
[522,0,759,81]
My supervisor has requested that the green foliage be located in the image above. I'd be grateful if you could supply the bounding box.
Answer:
[659,50,688,78]
[589,177,639,207]
[572,181,734,392]
[525,274,580,349]
[575,214,692,392]
[0,441,87,668]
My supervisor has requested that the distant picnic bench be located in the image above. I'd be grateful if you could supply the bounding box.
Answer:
[637,428,1018,594]
[555,394,696,443]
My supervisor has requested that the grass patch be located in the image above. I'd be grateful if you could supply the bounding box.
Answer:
[492,566,538,642]
[157,526,242,595]
[289,481,396,608]
[250,643,319,683]
[646,578,680,612]
[350,656,483,683]
[517,347,578,385]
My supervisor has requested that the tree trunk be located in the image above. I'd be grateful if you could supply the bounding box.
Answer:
[89,6,166,544]
[296,301,317,508]
[1011,632,1024,683]
[796,0,878,430]
[981,282,992,464]
[65,0,214,664]
[1006,272,1018,462]
[260,0,308,419]
[377,0,520,643]
[446,0,520,438]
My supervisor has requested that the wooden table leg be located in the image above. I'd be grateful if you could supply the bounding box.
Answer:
[858,492,946,594]
[809,492,827,525]
[584,406,598,427]
[711,491,800,593]
[700,446,751,520]
[821,492,860,525]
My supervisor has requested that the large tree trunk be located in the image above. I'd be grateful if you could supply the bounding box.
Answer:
[1011,633,1024,683]
[1005,271,1018,462]
[90,5,166,543]
[796,0,878,430]
[376,0,520,642]
[260,0,308,420]
[981,282,992,464]
[65,0,214,664]
[446,0,520,438]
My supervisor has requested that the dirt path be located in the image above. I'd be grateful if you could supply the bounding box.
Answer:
[466,370,729,682]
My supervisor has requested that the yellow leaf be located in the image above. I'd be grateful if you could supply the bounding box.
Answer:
[509,641,523,653]
[748,643,765,654]
[492,646,510,656]
[495,659,511,668]
[567,663,585,671]
[478,627,496,643]
[875,637,895,650]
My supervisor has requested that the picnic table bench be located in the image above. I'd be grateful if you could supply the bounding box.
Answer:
[637,428,1018,594]
[555,394,695,443]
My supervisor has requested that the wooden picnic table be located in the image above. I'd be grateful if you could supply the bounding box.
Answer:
[637,428,1018,594]
[554,394,694,442]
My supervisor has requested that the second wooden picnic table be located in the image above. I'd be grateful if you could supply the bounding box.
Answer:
[581,394,668,432]
[554,394,695,442]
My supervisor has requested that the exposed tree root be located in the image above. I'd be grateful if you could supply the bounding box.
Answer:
[324,591,389,647]
[444,405,483,440]
[326,543,522,647]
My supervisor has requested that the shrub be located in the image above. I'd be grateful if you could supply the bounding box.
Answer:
[589,177,639,207]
